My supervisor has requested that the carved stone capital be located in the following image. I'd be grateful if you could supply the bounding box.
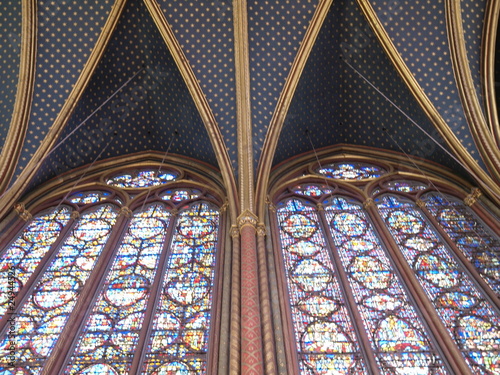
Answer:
[119,206,133,218]
[230,225,240,238]
[70,211,81,220]
[266,197,276,213]
[220,199,229,213]
[464,188,482,206]
[237,209,258,231]
[14,203,32,221]
[363,198,374,209]
[316,203,324,211]
[416,199,426,208]
[256,223,266,237]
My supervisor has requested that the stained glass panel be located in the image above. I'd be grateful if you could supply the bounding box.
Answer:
[65,204,171,374]
[276,198,367,374]
[106,169,177,188]
[377,195,500,373]
[292,184,333,197]
[0,207,71,316]
[317,162,386,180]
[142,202,219,374]
[383,180,428,193]
[324,197,446,374]
[161,188,201,202]
[69,191,111,204]
[423,193,500,296]
[0,205,118,374]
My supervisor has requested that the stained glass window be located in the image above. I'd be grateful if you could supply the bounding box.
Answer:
[324,196,446,373]
[292,184,333,197]
[142,202,220,374]
[423,193,500,296]
[161,188,201,202]
[0,207,71,316]
[65,204,171,374]
[106,169,177,188]
[383,180,428,193]
[317,162,386,180]
[69,191,111,204]
[377,195,500,374]
[0,205,118,374]
[276,198,367,374]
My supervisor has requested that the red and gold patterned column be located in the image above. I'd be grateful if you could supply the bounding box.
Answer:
[238,210,264,374]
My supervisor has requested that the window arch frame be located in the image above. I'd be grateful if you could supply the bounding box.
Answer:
[0,155,228,375]
[268,153,500,375]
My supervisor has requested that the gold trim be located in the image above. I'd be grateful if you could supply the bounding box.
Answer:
[0,0,128,222]
[0,0,36,192]
[232,0,254,213]
[482,0,500,145]
[70,211,80,220]
[445,0,500,180]
[416,199,426,208]
[256,0,334,218]
[354,0,500,205]
[144,0,238,223]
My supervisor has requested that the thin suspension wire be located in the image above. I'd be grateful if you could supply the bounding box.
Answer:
[341,59,499,251]
[342,59,500,201]
[52,134,117,217]
[0,67,144,203]
[140,133,178,213]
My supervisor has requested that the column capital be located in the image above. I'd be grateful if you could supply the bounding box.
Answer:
[464,188,482,206]
[70,211,80,220]
[237,209,259,231]
[416,199,426,208]
[230,225,240,238]
[118,206,133,218]
[363,198,374,209]
[256,223,266,237]
[14,203,32,221]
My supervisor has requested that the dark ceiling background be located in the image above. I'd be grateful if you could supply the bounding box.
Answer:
[27,0,216,192]
[0,0,497,197]
[274,0,475,179]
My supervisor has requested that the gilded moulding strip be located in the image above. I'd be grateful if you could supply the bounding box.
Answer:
[0,0,128,222]
[354,0,500,206]
[256,0,334,218]
[481,0,500,146]
[143,0,238,222]
[232,0,254,213]
[0,0,36,193]
[445,0,500,181]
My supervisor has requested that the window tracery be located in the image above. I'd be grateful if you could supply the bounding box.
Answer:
[0,165,223,375]
[272,161,500,375]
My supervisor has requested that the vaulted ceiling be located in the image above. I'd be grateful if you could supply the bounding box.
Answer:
[0,0,499,218]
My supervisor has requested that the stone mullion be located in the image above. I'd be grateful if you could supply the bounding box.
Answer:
[364,202,473,375]
[267,204,301,375]
[0,210,78,334]
[216,211,233,375]
[256,221,278,375]
[417,201,500,312]
[229,225,241,374]
[316,205,381,375]
[42,207,132,375]
[265,206,290,375]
